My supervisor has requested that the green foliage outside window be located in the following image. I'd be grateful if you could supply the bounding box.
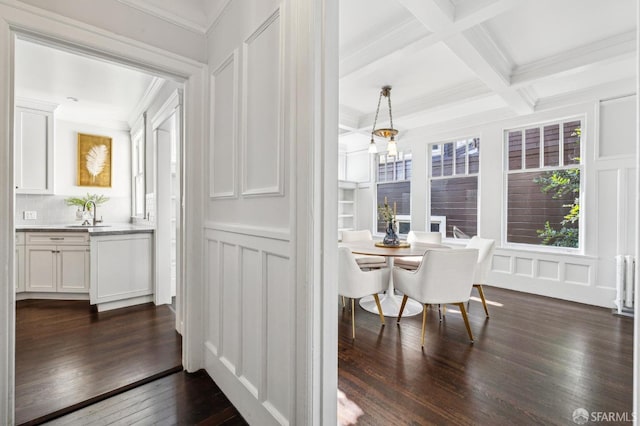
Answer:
[534,129,580,248]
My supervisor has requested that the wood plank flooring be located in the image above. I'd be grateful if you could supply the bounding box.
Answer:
[44,370,248,426]
[337,287,634,425]
[16,300,182,425]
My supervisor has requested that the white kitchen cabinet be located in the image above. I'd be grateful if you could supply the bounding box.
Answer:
[14,99,56,194]
[15,232,25,293]
[25,232,89,293]
[90,233,153,311]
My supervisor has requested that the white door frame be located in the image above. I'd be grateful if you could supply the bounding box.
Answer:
[150,89,182,312]
[0,5,207,423]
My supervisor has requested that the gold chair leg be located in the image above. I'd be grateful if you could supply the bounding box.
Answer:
[373,294,385,325]
[456,302,474,342]
[397,295,408,323]
[421,304,427,347]
[475,284,490,318]
[351,299,356,339]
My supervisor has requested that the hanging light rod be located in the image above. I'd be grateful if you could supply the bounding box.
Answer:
[369,85,398,156]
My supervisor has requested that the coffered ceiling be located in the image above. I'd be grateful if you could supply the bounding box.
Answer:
[339,0,637,151]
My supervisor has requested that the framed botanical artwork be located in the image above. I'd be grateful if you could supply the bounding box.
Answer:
[77,133,112,187]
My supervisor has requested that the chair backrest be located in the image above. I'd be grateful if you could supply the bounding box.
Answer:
[465,236,496,284]
[338,247,389,298]
[341,229,373,242]
[407,230,442,245]
[410,248,478,304]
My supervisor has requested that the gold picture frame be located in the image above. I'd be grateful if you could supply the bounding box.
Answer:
[77,133,112,187]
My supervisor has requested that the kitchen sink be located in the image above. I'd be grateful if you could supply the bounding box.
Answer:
[66,224,111,228]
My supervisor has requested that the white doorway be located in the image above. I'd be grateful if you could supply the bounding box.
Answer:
[150,90,183,332]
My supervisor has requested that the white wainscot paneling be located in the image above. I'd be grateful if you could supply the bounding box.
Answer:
[598,95,636,159]
[210,50,238,199]
[204,223,291,425]
[221,242,240,373]
[596,170,619,289]
[240,247,261,397]
[492,255,511,273]
[206,238,220,355]
[265,253,291,423]
[514,257,533,276]
[489,249,606,307]
[242,9,283,196]
[565,263,590,286]
[537,260,559,280]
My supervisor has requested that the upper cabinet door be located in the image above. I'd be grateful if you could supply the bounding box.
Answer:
[14,101,55,194]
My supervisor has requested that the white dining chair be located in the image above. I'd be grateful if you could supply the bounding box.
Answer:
[464,236,496,318]
[394,248,478,346]
[339,247,389,339]
[394,231,442,270]
[341,229,386,269]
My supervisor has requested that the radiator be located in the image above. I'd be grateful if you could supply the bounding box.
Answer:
[615,255,635,316]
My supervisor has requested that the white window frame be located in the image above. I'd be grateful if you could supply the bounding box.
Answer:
[427,138,480,241]
[502,117,584,253]
[375,151,412,237]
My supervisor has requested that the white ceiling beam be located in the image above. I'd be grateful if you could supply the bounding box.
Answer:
[339,19,429,78]
[397,0,534,114]
[340,0,518,80]
[511,31,637,87]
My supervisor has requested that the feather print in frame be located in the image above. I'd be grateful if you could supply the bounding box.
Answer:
[77,133,112,187]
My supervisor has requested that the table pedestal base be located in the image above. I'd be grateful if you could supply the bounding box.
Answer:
[359,293,423,318]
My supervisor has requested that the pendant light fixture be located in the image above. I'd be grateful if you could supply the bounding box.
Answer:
[369,85,398,156]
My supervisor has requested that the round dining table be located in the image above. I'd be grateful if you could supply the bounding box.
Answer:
[339,240,449,317]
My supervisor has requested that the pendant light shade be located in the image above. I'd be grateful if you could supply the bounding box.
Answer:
[370,86,399,156]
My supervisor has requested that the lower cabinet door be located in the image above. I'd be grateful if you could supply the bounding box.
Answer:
[58,245,90,293]
[25,245,57,292]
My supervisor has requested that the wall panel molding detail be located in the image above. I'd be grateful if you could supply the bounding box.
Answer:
[241,7,285,197]
[203,225,292,425]
[488,248,607,306]
[210,49,239,199]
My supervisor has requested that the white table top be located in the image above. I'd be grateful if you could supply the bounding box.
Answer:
[339,240,448,257]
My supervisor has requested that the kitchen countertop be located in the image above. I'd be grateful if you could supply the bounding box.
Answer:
[16,223,155,236]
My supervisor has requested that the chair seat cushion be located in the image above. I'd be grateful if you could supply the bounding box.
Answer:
[354,254,386,268]
[394,256,422,270]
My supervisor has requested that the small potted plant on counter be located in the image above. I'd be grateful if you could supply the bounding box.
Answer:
[65,193,109,221]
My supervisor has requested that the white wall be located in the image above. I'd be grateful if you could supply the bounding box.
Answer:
[15,119,132,224]
[345,97,637,308]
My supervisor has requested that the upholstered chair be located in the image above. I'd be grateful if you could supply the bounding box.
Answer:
[394,231,443,270]
[464,236,496,317]
[338,247,389,339]
[394,248,478,346]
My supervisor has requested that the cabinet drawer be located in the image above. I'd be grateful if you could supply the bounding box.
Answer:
[16,232,25,245]
[26,232,89,245]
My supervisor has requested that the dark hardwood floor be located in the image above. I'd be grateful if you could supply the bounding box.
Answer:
[338,287,634,426]
[17,287,633,425]
[44,370,248,426]
[16,300,182,425]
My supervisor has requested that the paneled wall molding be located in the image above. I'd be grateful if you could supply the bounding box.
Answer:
[210,48,239,199]
[487,248,615,307]
[240,7,285,197]
[203,227,292,425]
[205,221,290,242]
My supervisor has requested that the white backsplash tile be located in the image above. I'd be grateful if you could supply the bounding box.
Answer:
[15,194,131,225]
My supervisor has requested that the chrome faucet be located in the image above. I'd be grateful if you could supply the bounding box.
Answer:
[83,200,100,226]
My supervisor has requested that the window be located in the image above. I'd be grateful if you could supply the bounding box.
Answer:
[505,119,581,248]
[130,115,146,218]
[429,138,479,239]
[376,152,411,234]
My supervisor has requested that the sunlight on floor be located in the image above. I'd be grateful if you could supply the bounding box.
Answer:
[338,389,364,425]
[469,296,504,307]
